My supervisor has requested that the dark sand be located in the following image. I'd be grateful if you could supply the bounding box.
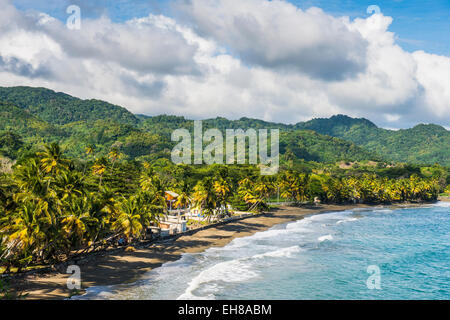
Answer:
[13,203,426,299]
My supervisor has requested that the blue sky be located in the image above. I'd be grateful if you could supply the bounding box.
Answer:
[3,0,449,128]
[292,0,450,56]
[12,0,450,56]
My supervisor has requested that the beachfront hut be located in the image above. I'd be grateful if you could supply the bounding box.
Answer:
[165,191,180,210]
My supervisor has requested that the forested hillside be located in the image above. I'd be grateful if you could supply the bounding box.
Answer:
[0,86,448,166]
[0,87,138,125]
[295,115,450,165]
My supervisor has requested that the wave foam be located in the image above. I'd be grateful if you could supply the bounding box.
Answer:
[253,245,301,259]
[336,217,358,225]
[318,234,333,242]
[434,201,450,208]
[177,246,301,300]
[375,209,394,213]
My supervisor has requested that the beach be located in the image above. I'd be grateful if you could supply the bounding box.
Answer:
[13,203,429,300]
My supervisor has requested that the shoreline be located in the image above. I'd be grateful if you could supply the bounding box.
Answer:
[13,202,435,300]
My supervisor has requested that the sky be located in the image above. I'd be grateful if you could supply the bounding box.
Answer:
[1,0,450,129]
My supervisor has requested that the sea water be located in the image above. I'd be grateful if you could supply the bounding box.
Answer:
[77,202,450,300]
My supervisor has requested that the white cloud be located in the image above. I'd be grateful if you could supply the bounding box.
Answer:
[0,0,449,129]
[412,51,450,118]
[176,0,368,80]
[327,14,420,113]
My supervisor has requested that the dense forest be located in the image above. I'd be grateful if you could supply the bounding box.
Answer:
[0,142,446,273]
[0,86,449,166]
[0,87,138,126]
[295,115,450,165]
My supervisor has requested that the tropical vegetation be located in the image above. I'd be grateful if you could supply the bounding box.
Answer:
[0,142,445,273]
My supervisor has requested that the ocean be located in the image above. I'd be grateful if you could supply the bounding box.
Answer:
[77,202,450,300]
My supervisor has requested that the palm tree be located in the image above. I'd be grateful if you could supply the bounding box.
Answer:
[82,189,116,249]
[174,191,191,210]
[0,173,16,213]
[396,179,411,202]
[12,158,62,232]
[83,144,96,175]
[108,147,122,169]
[112,196,143,241]
[85,145,95,159]
[213,178,231,213]
[13,159,46,197]
[60,196,92,249]
[37,143,71,176]
[237,177,269,212]
[0,202,45,268]
[279,171,307,203]
[92,157,108,188]
[54,171,86,201]
[133,191,163,228]
[192,178,218,222]
[140,167,157,192]
[321,176,346,203]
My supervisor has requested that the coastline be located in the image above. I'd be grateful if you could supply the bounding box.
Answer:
[13,202,433,300]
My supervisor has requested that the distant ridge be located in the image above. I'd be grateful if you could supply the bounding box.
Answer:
[0,86,448,165]
[0,86,138,125]
[293,114,449,165]
[295,114,377,132]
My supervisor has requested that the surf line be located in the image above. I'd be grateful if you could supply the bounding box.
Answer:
[178,304,213,318]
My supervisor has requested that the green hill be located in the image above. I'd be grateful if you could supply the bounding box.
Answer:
[0,101,63,137]
[0,105,377,165]
[138,115,378,163]
[0,86,138,125]
[295,115,450,165]
[0,101,67,158]
[59,120,167,159]
[0,86,448,166]
[279,130,377,163]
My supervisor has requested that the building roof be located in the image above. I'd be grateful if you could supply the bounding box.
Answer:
[165,191,180,198]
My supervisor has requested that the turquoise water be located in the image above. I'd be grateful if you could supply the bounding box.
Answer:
[79,202,450,300]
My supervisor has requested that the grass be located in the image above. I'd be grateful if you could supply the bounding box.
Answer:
[186,219,209,227]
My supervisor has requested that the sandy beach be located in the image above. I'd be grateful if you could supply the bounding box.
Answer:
[12,203,428,300]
